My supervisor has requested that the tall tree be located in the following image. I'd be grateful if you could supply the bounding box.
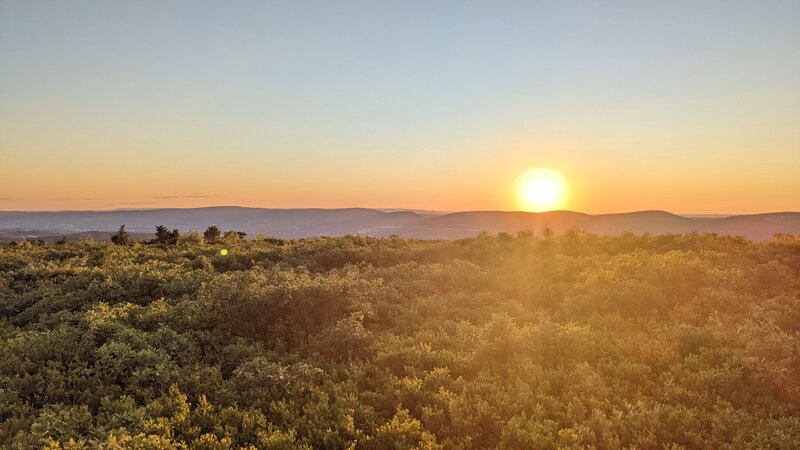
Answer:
[204,225,221,243]
[168,229,180,245]
[154,225,179,245]
[155,225,170,244]
[110,225,130,245]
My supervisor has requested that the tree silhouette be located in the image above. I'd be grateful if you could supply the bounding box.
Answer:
[204,225,221,243]
[155,225,170,243]
[154,225,180,245]
[110,225,130,245]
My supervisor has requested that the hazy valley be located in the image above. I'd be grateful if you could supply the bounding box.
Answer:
[2,207,799,242]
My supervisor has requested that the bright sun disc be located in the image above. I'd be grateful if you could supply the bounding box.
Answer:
[517,168,568,212]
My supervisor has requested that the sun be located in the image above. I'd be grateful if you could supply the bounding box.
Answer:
[516,168,568,212]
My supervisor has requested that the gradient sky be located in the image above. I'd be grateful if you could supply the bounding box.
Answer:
[1,0,799,213]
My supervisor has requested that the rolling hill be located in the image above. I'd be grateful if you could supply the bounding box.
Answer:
[0,207,798,241]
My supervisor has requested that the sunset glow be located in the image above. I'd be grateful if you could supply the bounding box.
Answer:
[0,1,799,214]
[517,168,568,212]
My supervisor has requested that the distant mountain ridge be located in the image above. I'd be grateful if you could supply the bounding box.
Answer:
[1,207,798,241]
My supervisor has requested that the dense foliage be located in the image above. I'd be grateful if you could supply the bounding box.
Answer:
[1,231,799,449]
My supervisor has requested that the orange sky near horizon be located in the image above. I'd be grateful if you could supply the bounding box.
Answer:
[2,128,798,214]
[1,1,799,215]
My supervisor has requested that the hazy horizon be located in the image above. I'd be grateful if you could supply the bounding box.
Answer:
[2,0,799,214]
[1,203,798,218]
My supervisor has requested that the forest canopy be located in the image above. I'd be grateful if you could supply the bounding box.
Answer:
[1,232,799,449]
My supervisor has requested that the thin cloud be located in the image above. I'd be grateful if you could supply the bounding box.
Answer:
[0,197,11,200]
[116,201,157,206]
[155,194,222,199]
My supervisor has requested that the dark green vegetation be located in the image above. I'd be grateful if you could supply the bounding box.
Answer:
[1,232,799,449]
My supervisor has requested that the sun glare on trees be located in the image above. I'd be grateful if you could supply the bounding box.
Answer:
[517,168,568,212]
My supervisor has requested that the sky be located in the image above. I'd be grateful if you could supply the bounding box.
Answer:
[1,0,799,214]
